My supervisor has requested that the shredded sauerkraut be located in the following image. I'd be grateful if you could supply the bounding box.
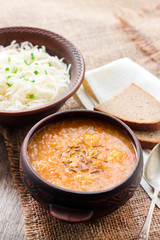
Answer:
[0,40,71,110]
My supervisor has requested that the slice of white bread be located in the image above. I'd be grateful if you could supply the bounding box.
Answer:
[134,129,160,149]
[94,83,160,131]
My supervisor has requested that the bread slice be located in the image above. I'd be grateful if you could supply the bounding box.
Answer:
[94,83,160,131]
[134,129,160,149]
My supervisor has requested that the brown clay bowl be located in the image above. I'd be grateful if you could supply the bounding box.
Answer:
[0,27,85,126]
[20,110,143,223]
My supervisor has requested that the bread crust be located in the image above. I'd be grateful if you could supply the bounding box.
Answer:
[137,139,158,149]
[134,128,160,149]
[94,108,160,131]
[94,83,160,131]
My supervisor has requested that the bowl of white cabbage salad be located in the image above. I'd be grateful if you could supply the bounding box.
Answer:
[0,27,85,126]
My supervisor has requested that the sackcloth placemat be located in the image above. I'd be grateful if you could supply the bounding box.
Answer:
[1,0,160,239]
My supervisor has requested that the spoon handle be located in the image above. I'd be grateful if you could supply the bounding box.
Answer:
[137,188,159,240]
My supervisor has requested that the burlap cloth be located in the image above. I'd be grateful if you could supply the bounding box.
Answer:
[1,0,160,239]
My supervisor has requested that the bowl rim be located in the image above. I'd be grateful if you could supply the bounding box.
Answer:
[20,109,143,195]
[0,26,85,115]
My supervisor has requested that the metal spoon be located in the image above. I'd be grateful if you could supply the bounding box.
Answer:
[137,143,160,240]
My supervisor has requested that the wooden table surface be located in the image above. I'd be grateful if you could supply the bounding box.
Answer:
[0,130,26,240]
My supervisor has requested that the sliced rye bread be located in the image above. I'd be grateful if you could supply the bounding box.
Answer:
[134,129,160,149]
[94,83,160,131]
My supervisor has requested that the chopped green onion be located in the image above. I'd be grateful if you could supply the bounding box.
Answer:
[5,68,9,71]
[7,75,11,79]
[31,79,35,83]
[29,94,35,99]
[31,53,35,60]
[24,60,30,65]
[34,70,39,75]
[8,57,11,62]
[48,62,52,67]
[45,70,47,75]
[12,67,18,73]
[24,78,29,81]
[20,75,24,79]
[35,63,38,65]
[6,82,12,87]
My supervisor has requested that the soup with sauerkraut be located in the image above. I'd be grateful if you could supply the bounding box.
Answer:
[27,118,136,192]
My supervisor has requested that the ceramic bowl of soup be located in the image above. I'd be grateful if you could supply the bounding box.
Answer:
[0,27,84,126]
[20,110,143,222]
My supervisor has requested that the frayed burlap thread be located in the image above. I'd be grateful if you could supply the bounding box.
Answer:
[116,10,160,65]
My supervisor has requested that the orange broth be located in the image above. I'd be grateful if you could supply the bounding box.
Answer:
[27,118,136,192]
